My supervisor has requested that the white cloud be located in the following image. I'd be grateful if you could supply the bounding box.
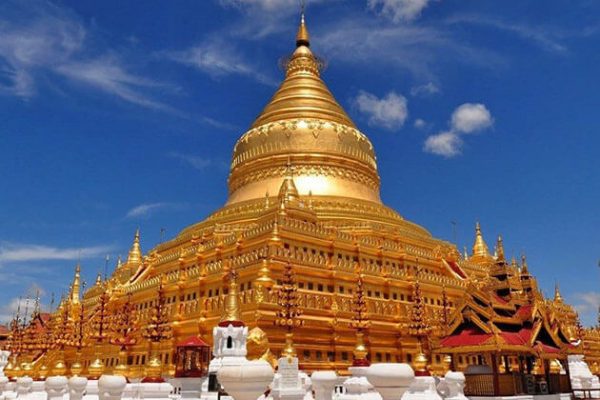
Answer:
[217,0,331,39]
[0,285,50,323]
[0,242,113,264]
[368,0,431,22]
[168,152,224,171]
[414,118,427,129]
[424,102,494,157]
[165,41,275,86]
[0,1,84,97]
[318,19,506,82]
[0,0,177,112]
[410,82,440,97]
[446,15,569,54]
[573,291,600,327]
[56,57,178,112]
[451,103,494,134]
[354,91,408,131]
[219,0,304,11]
[423,131,462,157]
[0,297,27,324]
[574,292,600,312]
[126,203,173,219]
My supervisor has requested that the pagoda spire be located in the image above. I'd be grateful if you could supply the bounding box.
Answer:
[70,263,81,305]
[220,265,242,325]
[126,228,142,266]
[296,2,310,48]
[278,159,299,204]
[95,271,102,286]
[495,235,505,263]
[554,282,563,302]
[521,254,529,275]
[471,222,491,259]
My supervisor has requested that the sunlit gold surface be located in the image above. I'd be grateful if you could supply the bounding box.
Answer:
[413,352,428,373]
[52,359,66,377]
[38,364,49,381]
[70,361,83,377]
[21,362,33,377]
[353,331,368,362]
[13,11,597,379]
[113,350,129,378]
[143,343,163,383]
[87,357,104,380]
[228,19,380,205]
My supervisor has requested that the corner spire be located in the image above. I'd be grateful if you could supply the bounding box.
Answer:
[495,235,505,263]
[71,263,81,304]
[471,222,491,259]
[521,254,529,274]
[126,228,142,266]
[278,158,300,210]
[220,265,242,325]
[554,282,563,302]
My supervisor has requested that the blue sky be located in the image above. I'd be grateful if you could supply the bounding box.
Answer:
[0,0,598,326]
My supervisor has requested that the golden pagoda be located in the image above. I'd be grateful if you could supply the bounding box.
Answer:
[17,11,596,378]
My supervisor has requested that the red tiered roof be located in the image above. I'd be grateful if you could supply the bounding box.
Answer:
[492,294,509,305]
[499,328,533,345]
[440,328,493,347]
[534,342,560,354]
[440,327,535,348]
[445,260,468,279]
[516,305,533,319]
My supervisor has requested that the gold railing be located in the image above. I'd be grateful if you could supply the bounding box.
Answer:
[465,374,495,396]
[465,374,524,397]
[466,373,571,397]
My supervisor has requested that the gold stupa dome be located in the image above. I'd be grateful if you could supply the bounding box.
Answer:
[227,14,381,205]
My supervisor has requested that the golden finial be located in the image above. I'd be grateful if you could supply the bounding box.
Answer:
[296,2,310,48]
[278,164,299,216]
[71,263,81,304]
[116,255,123,270]
[127,228,142,266]
[495,235,505,262]
[95,272,102,286]
[178,247,186,265]
[220,265,242,324]
[471,222,491,259]
[521,254,529,274]
[278,158,299,207]
[554,282,563,302]
[256,258,274,289]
